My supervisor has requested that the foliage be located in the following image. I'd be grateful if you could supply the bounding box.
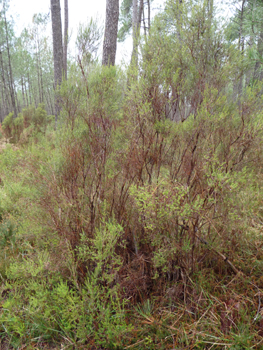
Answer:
[118,0,133,42]
[76,17,103,64]
[2,112,14,139]
[1,1,263,349]
[2,104,54,144]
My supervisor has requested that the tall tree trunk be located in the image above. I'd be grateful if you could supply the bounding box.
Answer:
[0,86,4,121]
[24,79,29,108]
[47,87,55,115]
[36,50,42,104]
[45,91,52,115]
[147,0,150,32]
[32,83,38,107]
[176,0,183,45]
[0,82,8,118]
[63,0,68,79]
[50,0,63,122]
[4,13,17,118]
[21,77,26,108]
[0,50,10,114]
[254,20,263,81]
[36,36,44,104]
[102,0,119,66]
[238,0,246,97]
[27,73,32,106]
[15,83,20,113]
[39,53,44,103]
[232,0,246,100]
[130,0,138,65]
[143,5,147,36]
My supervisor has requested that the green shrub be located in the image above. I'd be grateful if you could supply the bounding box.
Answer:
[2,112,14,139]
[2,105,52,145]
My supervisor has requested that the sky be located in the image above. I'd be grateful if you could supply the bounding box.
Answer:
[8,0,231,64]
[10,0,106,30]
[9,0,133,63]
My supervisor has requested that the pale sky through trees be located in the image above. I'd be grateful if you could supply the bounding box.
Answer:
[9,0,230,64]
[10,0,106,31]
[9,0,134,63]
[9,0,167,64]
[10,0,112,59]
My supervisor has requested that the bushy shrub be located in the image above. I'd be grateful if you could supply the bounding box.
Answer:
[1,104,53,144]
[1,1,263,348]
[2,112,14,139]
[0,219,131,348]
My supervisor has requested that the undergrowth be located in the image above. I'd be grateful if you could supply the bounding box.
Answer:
[1,4,263,349]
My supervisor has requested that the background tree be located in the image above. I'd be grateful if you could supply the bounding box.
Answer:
[139,0,238,121]
[0,1,18,119]
[118,0,151,42]
[17,23,55,115]
[226,0,263,91]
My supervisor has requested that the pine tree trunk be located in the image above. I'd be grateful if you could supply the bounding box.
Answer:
[0,51,10,114]
[0,85,4,121]
[36,48,42,104]
[51,0,63,122]
[45,91,52,115]
[47,87,55,115]
[254,21,263,81]
[27,73,32,106]
[36,40,44,104]
[147,0,150,32]
[131,0,138,65]
[0,82,8,119]
[176,0,183,45]
[143,5,147,36]
[130,0,143,67]
[21,76,26,108]
[102,0,119,66]
[238,0,246,97]
[4,14,17,118]
[15,84,20,113]
[63,0,68,79]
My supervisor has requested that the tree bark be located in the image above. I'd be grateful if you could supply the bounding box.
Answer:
[0,50,10,114]
[27,73,32,106]
[4,13,17,118]
[15,83,20,114]
[50,0,63,122]
[0,81,8,119]
[254,20,263,81]
[131,0,143,65]
[143,4,147,36]
[131,0,138,65]
[36,47,42,104]
[102,0,119,66]
[21,76,26,108]
[63,0,68,79]
[47,87,55,115]
[0,84,5,121]
[238,0,246,97]
[147,0,150,32]
[176,0,183,45]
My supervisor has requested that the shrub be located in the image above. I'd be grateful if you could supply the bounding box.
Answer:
[2,105,52,144]
[2,112,14,140]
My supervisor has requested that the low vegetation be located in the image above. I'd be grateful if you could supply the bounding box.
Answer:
[1,1,263,349]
